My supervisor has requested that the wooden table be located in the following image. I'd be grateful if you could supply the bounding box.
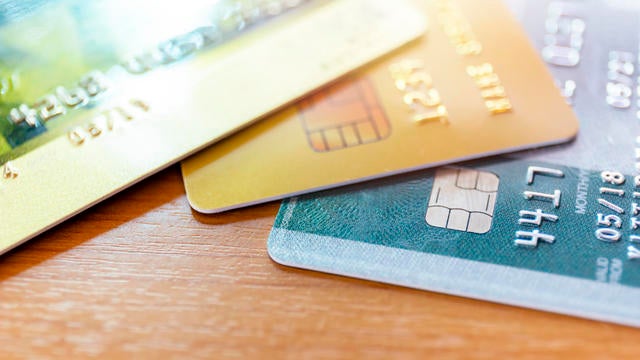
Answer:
[1,166,637,358]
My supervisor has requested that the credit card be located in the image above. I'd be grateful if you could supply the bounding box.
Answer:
[181,0,579,214]
[0,0,425,254]
[268,0,640,327]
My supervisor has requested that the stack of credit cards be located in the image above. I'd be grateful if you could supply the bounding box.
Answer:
[3,0,633,328]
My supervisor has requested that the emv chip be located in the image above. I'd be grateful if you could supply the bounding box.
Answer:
[425,167,498,234]
[297,77,390,152]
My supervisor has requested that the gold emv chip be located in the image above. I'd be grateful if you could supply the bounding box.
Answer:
[297,78,390,152]
[426,168,498,234]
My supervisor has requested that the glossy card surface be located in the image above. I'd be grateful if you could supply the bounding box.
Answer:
[0,0,425,253]
[181,0,579,214]
[268,0,640,327]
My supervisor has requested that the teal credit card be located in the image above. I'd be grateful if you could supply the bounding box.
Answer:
[268,0,640,327]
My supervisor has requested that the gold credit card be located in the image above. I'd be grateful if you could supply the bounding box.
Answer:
[0,0,425,254]
[181,0,580,214]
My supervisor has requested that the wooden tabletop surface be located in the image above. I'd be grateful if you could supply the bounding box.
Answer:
[1,166,637,359]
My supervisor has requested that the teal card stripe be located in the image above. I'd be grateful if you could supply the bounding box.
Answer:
[268,227,640,327]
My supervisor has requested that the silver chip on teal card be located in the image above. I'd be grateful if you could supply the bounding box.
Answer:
[426,168,498,234]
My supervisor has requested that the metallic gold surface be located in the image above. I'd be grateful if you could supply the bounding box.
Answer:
[181,0,579,214]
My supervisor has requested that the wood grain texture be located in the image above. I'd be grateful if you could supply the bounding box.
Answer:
[1,166,637,359]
